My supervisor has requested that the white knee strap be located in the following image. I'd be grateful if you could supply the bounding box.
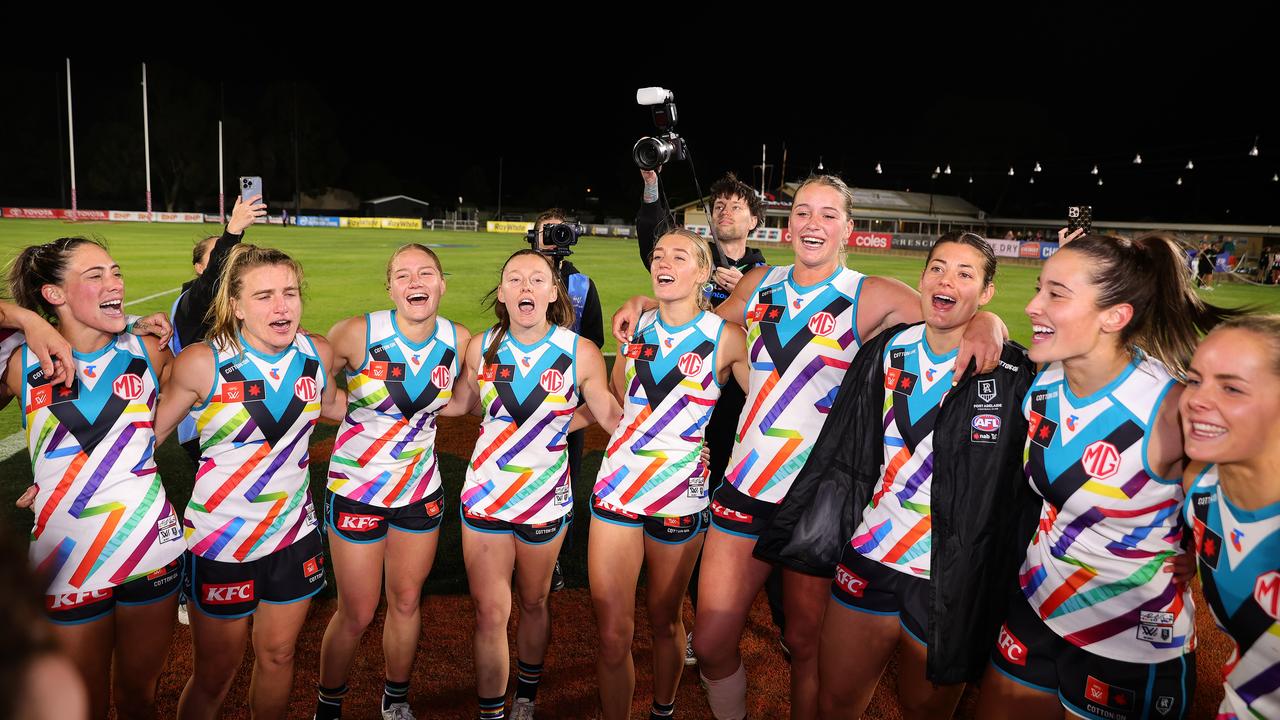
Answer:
[701,662,748,720]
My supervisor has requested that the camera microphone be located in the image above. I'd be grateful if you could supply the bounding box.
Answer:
[636,87,673,106]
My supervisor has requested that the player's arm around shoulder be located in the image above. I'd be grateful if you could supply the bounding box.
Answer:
[1148,382,1187,482]
[139,334,174,386]
[576,337,622,434]
[156,343,214,445]
[717,321,749,389]
[857,274,922,341]
[326,315,369,376]
[442,328,486,417]
[306,333,345,422]
[715,265,770,329]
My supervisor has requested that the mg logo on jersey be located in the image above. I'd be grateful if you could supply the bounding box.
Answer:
[431,366,452,389]
[1255,571,1280,620]
[337,513,383,532]
[294,377,318,402]
[202,580,255,605]
[678,352,704,377]
[46,588,112,610]
[807,311,836,337]
[1082,440,1121,479]
[112,373,144,401]
[834,564,867,598]
[539,368,565,394]
[997,625,1027,666]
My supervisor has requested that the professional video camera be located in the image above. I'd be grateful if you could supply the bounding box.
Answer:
[526,221,585,258]
[632,87,687,171]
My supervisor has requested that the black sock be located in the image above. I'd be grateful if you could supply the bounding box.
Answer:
[651,699,675,719]
[383,678,410,711]
[315,683,348,720]
[515,659,543,702]
[479,694,506,720]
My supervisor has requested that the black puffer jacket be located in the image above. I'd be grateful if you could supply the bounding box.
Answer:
[754,322,1039,684]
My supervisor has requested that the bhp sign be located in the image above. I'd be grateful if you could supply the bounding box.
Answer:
[849,232,893,250]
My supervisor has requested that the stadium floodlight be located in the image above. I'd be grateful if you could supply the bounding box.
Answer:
[875,162,883,174]
[934,166,941,175]
[1186,160,1195,170]
[1177,177,1183,186]
[1273,173,1278,182]
[944,164,952,175]
[1008,167,1015,176]
[1251,136,1260,156]
[1091,164,1099,175]
[1133,153,1143,164]
[1098,178,1104,186]
[1034,161,1043,172]
[1029,177,1035,184]
[968,175,973,184]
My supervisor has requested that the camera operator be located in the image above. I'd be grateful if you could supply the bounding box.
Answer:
[529,208,604,592]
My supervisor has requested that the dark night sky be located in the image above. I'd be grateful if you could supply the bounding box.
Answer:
[3,27,1276,225]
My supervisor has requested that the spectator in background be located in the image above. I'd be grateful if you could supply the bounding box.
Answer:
[528,208,604,592]
[1197,241,1217,290]
[169,195,266,465]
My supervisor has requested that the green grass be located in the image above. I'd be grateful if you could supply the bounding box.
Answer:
[1,218,1277,593]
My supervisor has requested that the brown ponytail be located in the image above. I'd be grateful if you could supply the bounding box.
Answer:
[6,237,106,319]
[481,249,574,366]
[1061,233,1242,378]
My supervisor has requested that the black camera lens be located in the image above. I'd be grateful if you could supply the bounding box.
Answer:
[545,224,576,247]
[633,137,674,171]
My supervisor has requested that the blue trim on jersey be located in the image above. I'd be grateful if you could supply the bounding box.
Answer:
[192,340,219,411]
[506,325,555,353]
[988,661,1056,695]
[1142,377,1181,484]
[1062,355,1141,407]
[831,592,898,616]
[741,268,770,326]
[239,334,293,363]
[900,617,927,647]
[786,264,841,292]
[850,274,865,347]
[1223,485,1280,521]
[711,321,726,389]
[354,312,374,375]
[259,583,325,606]
[135,334,160,388]
[301,333,327,392]
[71,336,115,363]
[19,345,28,430]
[571,331,580,393]
[389,310,438,351]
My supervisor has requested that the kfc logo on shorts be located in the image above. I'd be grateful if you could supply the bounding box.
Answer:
[202,580,255,605]
[539,368,565,394]
[807,311,836,337]
[303,554,324,578]
[594,496,638,519]
[710,500,753,524]
[46,588,112,611]
[431,365,452,389]
[997,625,1027,666]
[677,352,704,377]
[294,377,318,402]
[1082,440,1121,480]
[337,513,383,532]
[112,373,144,401]
[834,564,867,598]
[1255,571,1280,620]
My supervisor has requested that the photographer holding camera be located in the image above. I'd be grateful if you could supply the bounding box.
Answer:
[527,209,604,592]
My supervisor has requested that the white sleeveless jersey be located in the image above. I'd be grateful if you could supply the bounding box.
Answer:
[22,334,184,595]
[1021,356,1194,663]
[852,325,957,578]
[185,334,325,562]
[0,328,23,372]
[595,310,725,517]
[463,325,579,524]
[1186,464,1280,720]
[725,265,865,504]
[328,312,460,507]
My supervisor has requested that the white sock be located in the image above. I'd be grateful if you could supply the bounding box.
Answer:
[701,662,748,720]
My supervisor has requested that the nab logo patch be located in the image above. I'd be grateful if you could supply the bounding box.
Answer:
[1254,571,1280,620]
[1082,440,1121,480]
[112,373,144,401]
[202,580,255,605]
[677,352,704,377]
[997,625,1027,666]
[834,564,867,598]
[971,414,1001,444]
[807,311,836,337]
[337,513,382,532]
[539,368,565,394]
[294,377,318,402]
[431,365,452,389]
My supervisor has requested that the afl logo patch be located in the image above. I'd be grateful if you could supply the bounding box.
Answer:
[677,352,704,377]
[807,311,836,337]
[112,373,144,401]
[294,377,318,402]
[539,368,565,394]
[431,365,452,389]
[972,414,1000,432]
